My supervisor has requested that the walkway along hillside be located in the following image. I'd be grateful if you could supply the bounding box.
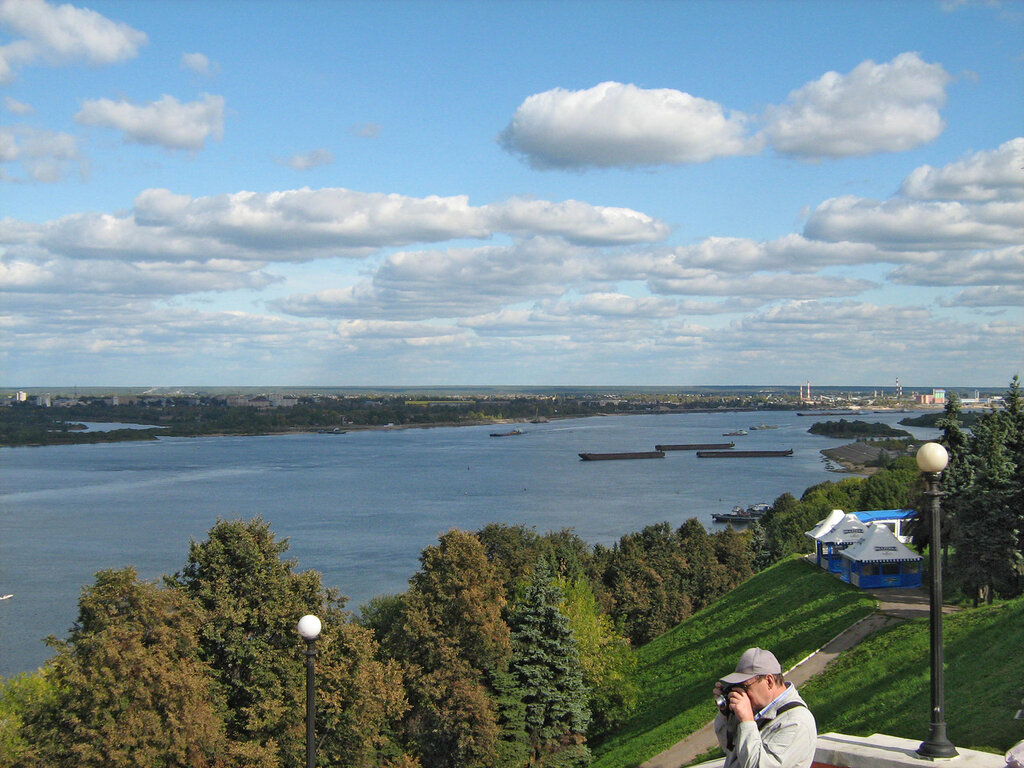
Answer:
[588,558,879,768]
[637,571,955,768]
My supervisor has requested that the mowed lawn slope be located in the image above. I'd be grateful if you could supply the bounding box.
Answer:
[803,595,1024,754]
[591,557,877,768]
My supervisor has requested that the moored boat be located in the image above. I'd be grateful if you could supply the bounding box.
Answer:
[712,503,770,522]
[578,451,665,461]
[654,442,734,451]
[697,448,793,458]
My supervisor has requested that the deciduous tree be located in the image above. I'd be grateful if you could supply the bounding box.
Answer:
[21,568,228,768]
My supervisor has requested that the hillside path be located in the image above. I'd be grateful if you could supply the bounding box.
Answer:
[638,580,958,768]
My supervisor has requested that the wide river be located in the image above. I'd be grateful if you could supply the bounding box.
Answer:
[0,409,938,677]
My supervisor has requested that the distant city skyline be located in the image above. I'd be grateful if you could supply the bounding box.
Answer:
[1,0,1021,387]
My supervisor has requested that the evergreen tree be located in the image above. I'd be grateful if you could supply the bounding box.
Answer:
[949,379,1024,603]
[507,560,591,767]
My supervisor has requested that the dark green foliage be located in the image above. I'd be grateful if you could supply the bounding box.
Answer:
[507,560,591,767]
[173,517,326,764]
[594,520,754,645]
[947,378,1024,603]
[173,517,412,767]
[856,456,917,510]
[595,522,695,645]
[808,419,911,438]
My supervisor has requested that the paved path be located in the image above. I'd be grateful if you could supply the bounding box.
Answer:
[638,580,956,768]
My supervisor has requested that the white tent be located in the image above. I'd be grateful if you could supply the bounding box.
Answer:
[806,509,848,568]
[815,514,871,572]
[817,514,870,545]
[806,509,846,540]
[840,523,922,589]
[840,523,921,564]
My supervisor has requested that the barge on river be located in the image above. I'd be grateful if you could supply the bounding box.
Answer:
[579,451,665,461]
[696,448,794,458]
[654,442,734,451]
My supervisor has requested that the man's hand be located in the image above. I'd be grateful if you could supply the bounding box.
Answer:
[727,689,755,722]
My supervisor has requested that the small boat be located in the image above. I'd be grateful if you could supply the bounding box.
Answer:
[697,449,793,458]
[712,504,770,523]
[749,423,779,430]
[317,427,347,434]
[490,429,523,437]
[0,594,12,601]
[723,430,748,436]
[655,442,734,451]
[579,451,665,461]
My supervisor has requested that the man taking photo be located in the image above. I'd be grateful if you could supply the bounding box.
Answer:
[713,647,817,768]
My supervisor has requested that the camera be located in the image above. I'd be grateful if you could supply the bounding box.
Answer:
[715,683,738,711]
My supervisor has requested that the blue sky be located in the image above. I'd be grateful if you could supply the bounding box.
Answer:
[1,0,1022,387]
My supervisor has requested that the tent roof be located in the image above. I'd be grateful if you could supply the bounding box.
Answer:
[806,509,846,540]
[841,523,922,563]
[817,514,870,545]
[854,509,916,524]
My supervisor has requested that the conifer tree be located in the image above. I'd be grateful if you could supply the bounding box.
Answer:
[507,559,590,767]
[949,379,1024,603]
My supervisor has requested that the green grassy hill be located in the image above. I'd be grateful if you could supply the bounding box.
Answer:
[590,557,877,768]
[803,596,1024,753]
[591,556,1023,768]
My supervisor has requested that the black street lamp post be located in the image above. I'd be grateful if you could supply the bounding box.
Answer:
[297,614,322,768]
[915,442,958,759]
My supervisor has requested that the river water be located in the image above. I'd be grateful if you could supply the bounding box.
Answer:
[0,409,938,677]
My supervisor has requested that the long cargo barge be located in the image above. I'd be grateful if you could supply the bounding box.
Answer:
[696,448,794,458]
[655,442,734,451]
[579,451,665,461]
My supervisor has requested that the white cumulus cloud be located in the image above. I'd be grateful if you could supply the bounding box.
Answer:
[74,93,225,151]
[0,0,147,83]
[900,137,1024,201]
[0,186,670,267]
[804,196,1024,251]
[0,124,80,182]
[500,81,759,169]
[762,52,951,158]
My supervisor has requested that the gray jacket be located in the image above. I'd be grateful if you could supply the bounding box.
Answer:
[714,683,816,768]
